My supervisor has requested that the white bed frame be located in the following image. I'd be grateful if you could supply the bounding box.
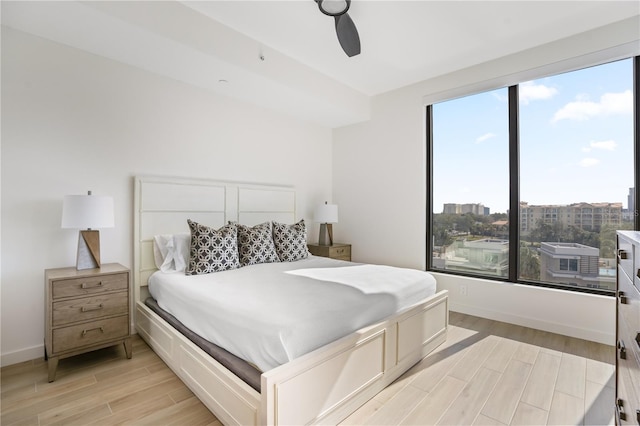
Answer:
[133,175,448,425]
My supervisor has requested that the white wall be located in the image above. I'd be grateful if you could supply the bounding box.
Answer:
[333,17,639,345]
[1,28,334,366]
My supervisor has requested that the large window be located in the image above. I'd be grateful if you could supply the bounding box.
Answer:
[431,89,510,278]
[428,57,637,294]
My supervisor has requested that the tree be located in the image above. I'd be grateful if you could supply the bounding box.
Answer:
[529,219,560,243]
[519,243,540,280]
[599,224,622,259]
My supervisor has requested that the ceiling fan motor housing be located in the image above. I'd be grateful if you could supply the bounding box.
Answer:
[316,0,350,17]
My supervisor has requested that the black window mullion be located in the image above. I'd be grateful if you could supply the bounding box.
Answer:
[508,85,519,283]
[634,56,640,231]
[425,105,434,270]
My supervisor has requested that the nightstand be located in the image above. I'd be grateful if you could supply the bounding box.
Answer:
[308,243,351,261]
[44,263,132,382]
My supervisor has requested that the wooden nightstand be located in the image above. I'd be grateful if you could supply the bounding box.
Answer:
[308,243,351,261]
[44,263,132,382]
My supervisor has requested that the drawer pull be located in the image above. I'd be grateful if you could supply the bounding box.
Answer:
[617,398,626,422]
[618,249,629,260]
[618,340,627,359]
[619,291,628,305]
[82,326,104,336]
[81,304,103,313]
[81,281,103,289]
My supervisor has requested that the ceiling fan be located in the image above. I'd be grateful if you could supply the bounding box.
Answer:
[315,0,361,57]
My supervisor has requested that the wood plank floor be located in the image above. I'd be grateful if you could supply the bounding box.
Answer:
[1,312,615,425]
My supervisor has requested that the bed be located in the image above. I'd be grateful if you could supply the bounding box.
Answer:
[133,175,449,425]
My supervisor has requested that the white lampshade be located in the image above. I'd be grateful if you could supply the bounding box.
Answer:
[62,193,114,229]
[314,202,338,224]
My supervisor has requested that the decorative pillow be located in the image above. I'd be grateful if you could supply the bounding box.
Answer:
[237,222,279,267]
[153,233,190,273]
[185,220,240,275]
[272,220,310,262]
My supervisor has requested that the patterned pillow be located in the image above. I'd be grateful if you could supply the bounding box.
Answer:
[237,222,279,266]
[272,220,310,262]
[185,220,240,275]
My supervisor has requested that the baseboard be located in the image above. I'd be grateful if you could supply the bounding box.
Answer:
[1,330,140,368]
[449,301,615,346]
[1,344,45,368]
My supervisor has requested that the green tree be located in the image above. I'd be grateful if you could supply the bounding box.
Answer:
[519,243,540,280]
[529,219,561,243]
[599,224,624,258]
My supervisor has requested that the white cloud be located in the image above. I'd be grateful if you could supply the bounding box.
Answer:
[519,81,558,105]
[552,90,632,123]
[582,140,617,153]
[579,158,600,167]
[492,92,508,103]
[476,132,496,143]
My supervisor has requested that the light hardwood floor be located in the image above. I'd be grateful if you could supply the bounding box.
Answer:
[1,312,615,425]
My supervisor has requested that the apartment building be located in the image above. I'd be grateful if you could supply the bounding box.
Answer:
[520,201,623,234]
[442,203,488,216]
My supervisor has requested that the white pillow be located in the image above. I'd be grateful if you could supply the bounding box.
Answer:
[172,233,190,272]
[153,234,172,270]
[153,233,190,272]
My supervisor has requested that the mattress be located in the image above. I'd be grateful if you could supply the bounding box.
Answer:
[144,297,261,392]
[148,255,437,372]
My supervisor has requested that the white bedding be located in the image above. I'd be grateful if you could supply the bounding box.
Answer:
[148,255,437,372]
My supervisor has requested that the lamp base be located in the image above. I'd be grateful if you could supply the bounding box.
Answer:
[77,230,101,270]
[318,223,334,246]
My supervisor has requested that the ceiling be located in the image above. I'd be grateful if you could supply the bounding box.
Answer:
[3,1,639,127]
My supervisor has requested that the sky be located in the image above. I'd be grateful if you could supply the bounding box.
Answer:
[432,58,634,214]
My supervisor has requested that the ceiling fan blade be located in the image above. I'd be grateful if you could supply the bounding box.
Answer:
[334,13,360,57]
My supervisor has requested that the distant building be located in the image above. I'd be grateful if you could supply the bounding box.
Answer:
[442,203,488,216]
[623,209,635,222]
[520,201,622,234]
[441,238,508,277]
[539,242,615,290]
[622,188,634,221]
[442,203,460,214]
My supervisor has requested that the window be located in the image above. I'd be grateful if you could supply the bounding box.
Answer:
[431,89,509,278]
[559,259,578,272]
[428,57,637,295]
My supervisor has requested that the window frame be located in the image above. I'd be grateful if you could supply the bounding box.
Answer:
[559,258,579,272]
[426,55,640,296]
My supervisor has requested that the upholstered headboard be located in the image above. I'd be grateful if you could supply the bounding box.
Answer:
[133,175,296,303]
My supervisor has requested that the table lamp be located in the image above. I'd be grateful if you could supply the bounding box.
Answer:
[314,201,338,246]
[62,191,114,270]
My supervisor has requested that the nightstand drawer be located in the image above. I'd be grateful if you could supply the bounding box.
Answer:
[52,315,129,354]
[52,273,128,299]
[308,243,352,261]
[329,245,351,260]
[52,292,128,327]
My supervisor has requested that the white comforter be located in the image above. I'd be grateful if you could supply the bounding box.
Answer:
[148,256,437,372]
